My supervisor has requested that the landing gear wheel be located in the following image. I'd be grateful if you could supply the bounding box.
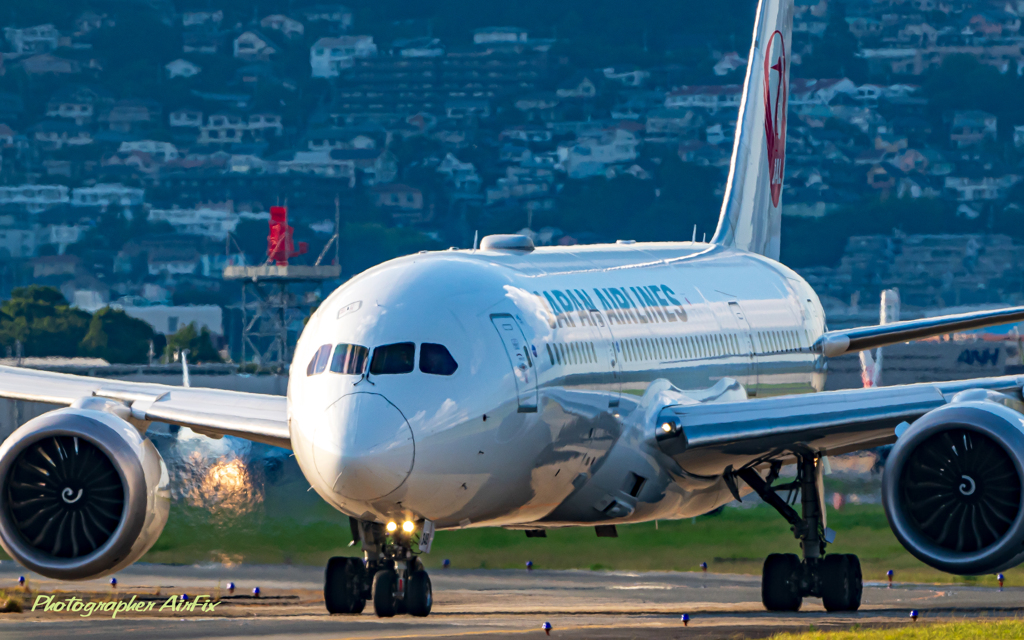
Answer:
[406,570,432,617]
[762,553,802,611]
[324,557,366,614]
[821,554,862,612]
[844,554,863,611]
[372,569,398,618]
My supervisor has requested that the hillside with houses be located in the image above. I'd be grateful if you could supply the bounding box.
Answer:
[2,0,1024,359]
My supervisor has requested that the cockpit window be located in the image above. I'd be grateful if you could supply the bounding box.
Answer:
[306,344,332,376]
[369,342,415,375]
[330,343,369,375]
[420,343,458,376]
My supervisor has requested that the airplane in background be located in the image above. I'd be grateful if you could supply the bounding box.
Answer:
[5,0,1024,618]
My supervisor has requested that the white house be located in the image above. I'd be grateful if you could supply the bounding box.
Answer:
[713,52,747,76]
[944,174,1019,201]
[165,58,201,79]
[473,27,527,45]
[182,11,222,27]
[4,25,59,54]
[199,113,246,145]
[310,36,376,77]
[148,204,267,240]
[71,184,144,208]
[602,65,650,87]
[169,109,202,128]
[43,224,84,254]
[276,150,357,181]
[665,85,742,112]
[118,140,179,161]
[0,185,69,213]
[557,128,640,178]
[233,31,277,61]
[261,15,304,38]
[300,4,353,30]
[789,78,858,105]
[247,113,283,136]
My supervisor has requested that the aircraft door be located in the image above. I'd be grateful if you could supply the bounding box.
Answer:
[728,301,760,396]
[589,310,621,407]
[490,314,539,413]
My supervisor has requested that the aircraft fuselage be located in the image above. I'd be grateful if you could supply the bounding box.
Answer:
[289,241,827,530]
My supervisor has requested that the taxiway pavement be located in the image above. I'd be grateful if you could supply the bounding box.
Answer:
[0,562,1021,639]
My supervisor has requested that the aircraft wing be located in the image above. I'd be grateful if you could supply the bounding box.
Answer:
[656,375,1024,477]
[0,365,290,449]
[817,305,1024,357]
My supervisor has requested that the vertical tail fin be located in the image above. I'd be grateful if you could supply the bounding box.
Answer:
[859,289,900,388]
[711,0,794,261]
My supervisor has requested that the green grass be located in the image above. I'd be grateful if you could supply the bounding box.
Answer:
[1,498,1019,588]
[772,620,1024,640]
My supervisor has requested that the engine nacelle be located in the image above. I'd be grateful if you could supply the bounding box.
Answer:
[883,391,1024,575]
[0,400,169,580]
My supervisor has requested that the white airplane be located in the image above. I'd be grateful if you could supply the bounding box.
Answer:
[3,0,1024,619]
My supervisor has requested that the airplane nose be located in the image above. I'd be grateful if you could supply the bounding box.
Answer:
[313,393,414,501]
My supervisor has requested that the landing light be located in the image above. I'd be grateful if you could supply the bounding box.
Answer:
[660,422,674,433]
[386,521,398,533]
[402,520,415,533]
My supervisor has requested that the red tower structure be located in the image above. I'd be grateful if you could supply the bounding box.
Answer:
[267,206,308,266]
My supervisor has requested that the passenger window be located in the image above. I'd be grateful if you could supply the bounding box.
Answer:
[369,342,415,375]
[420,343,458,376]
[546,344,555,365]
[307,344,332,375]
[330,343,369,375]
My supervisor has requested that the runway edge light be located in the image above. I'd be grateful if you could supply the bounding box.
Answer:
[681,613,690,626]
[542,621,552,635]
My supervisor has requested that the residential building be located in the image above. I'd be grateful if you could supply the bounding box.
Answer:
[233,31,278,61]
[950,110,997,148]
[21,54,80,76]
[370,184,425,223]
[4,25,59,54]
[71,184,145,208]
[557,128,640,178]
[261,15,304,38]
[165,59,201,79]
[0,185,70,213]
[310,36,377,77]
[169,109,202,128]
[148,204,266,240]
[713,52,747,76]
[300,4,353,31]
[45,85,111,124]
[473,27,527,45]
[556,73,597,99]
[665,85,742,111]
[118,140,179,161]
[182,11,223,27]
[27,121,93,149]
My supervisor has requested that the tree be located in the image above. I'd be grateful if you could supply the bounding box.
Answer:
[799,2,867,82]
[0,286,91,357]
[79,308,156,364]
[165,323,222,363]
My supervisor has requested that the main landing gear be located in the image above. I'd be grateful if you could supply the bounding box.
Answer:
[324,519,433,617]
[736,454,862,612]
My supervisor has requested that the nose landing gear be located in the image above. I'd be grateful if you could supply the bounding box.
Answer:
[737,454,862,612]
[324,519,433,618]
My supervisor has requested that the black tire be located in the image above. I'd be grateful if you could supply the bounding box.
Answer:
[407,571,432,617]
[324,557,365,614]
[762,553,802,611]
[821,554,857,612]
[372,569,398,618]
[843,554,863,611]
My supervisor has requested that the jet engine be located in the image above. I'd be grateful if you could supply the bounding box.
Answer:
[0,399,169,580]
[882,390,1024,575]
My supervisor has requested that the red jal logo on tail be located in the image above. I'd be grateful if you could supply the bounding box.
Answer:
[763,30,787,207]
